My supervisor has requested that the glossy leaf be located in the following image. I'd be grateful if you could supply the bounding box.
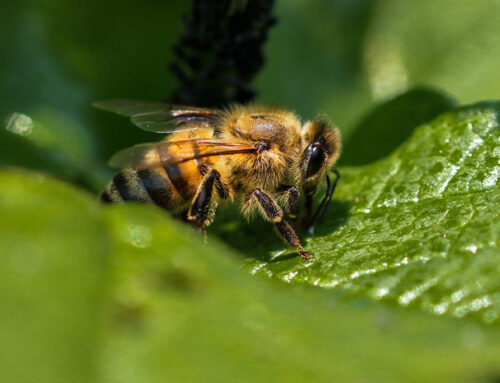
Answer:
[104,205,500,383]
[2,170,500,382]
[215,102,500,324]
[341,87,457,166]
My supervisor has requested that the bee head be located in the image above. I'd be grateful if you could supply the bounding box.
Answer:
[220,105,304,190]
[298,118,341,194]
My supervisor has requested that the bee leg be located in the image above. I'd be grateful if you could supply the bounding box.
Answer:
[187,170,219,228]
[278,185,300,227]
[248,189,311,260]
[310,168,341,227]
[301,191,315,229]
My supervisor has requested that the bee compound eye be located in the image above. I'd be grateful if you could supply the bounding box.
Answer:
[306,145,325,177]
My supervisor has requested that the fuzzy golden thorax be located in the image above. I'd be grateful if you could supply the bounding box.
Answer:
[219,106,302,192]
[294,117,341,193]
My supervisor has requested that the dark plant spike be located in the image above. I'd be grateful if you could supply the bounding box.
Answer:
[170,0,276,107]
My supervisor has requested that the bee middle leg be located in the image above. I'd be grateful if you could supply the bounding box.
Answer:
[186,170,220,228]
[247,188,311,260]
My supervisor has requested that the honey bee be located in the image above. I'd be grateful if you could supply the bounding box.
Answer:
[95,100,341,260]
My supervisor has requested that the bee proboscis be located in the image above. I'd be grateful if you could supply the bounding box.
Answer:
[95,100,341,260]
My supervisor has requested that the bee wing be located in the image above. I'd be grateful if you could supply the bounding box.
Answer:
[93,99,221,133]
[109,139,256,170]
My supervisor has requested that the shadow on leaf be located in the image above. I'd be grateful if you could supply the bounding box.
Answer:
[312,199,351,237]
[209,198,351,262]
[341,87,456,166]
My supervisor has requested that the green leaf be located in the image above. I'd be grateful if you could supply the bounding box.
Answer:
[215,102,500,324]
[2,170,500,382]
[0,171,108,383]
[341,87,457,166]
[104,205,500,383]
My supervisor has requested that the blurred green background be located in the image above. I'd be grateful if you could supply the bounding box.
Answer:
[2,0,500,189]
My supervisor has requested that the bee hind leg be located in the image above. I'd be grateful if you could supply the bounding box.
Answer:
[247,188,311,261]
[186,170,220,229]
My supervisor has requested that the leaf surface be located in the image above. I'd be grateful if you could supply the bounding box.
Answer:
[2,170,500,382]
[0,171,108,383]
[215,102,500,324]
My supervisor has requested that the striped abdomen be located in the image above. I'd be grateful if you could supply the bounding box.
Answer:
[100,129,216,210]
[100,159,205,210]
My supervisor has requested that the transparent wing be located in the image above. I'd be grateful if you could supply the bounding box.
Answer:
[109,139,256,170]
[93,99,167,117]
[93,99,221,133]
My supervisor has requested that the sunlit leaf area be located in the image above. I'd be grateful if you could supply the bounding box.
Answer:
[1,1,499,382]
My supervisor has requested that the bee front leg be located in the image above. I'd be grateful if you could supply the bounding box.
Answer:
[277,185,300,227]
[247,188,311,260]
[187,170,220,228]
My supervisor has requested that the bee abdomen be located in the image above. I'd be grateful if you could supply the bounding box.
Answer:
[100,168,178,210]
[99,182,121,203]
[100,169,151,204]
[137,168,178,209]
